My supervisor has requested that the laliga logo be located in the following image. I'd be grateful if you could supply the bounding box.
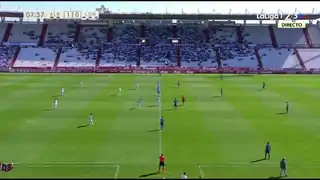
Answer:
[256,13,283,20]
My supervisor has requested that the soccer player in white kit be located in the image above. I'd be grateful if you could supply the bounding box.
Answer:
[137,96,142,107]
[136,80,139,90]
[53,98,58,109]
[89,113,94,125]
[181,172,188,179]
[80,81,83,85]
[61,88,64,96]
[157,95,161,106]
[118,87,122,96]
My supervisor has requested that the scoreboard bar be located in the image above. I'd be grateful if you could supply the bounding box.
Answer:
[23,11,99,19]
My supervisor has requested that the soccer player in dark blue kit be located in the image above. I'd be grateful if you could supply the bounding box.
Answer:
[262,82,266,89]
[220,88,224,97]
[174,98,178,109]
[285,102,289,113]
[160,116,164,130]
[265,142,271,160]
[280,158,288,177]
[177,80,180,87]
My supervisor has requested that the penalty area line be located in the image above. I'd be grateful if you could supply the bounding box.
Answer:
[14,162,121,168]
[14,162,121,178]
[198,162,320,168]
[114,165,120,179]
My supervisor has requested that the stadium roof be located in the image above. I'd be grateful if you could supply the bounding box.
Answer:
[0,1,319,14]
[0,1,319,23]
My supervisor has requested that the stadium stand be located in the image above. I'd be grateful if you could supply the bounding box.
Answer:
[0,24,9,42]
[307,25,320,45]
[113,25,139,43]
[259,48,302,69]
[79,26,108,46]
[14,46,58,67]
[273,28,307,45]
[243,26,271,45]
[100,44,137,67]
[58,46,97,67]
[8,24,42,44]
[0,46,17,67]
[0,8,320,73]
[45,23,76,45]
[297,48,320,70]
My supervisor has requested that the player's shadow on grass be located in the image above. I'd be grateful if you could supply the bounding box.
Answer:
[212,95,221,98]
[139,172,158,178]
[148,105,157,108]
[216,74,254,79]
[148,128,160,132]
[268,176,281,179]
[52,95,61,98]
[129,107,136,111]
[250,158,266,163]
[43,108,52,111]
[277,112,287,115]
[77,124,89,128]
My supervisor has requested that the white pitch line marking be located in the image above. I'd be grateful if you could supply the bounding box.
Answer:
[198,162,320,168]
[158,78,163,155]
[198,165,204,178]
[14,161,116,165]
[15,162,121,177]
[114,165,120,179]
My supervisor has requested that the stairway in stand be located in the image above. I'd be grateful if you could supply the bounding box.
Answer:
[74,24,81,43]
[140,24,145,38]
[136,24,145,67]
[9,47,21,68]
[95,47,102,69]
[268,26,278,48]
[107,27,113,42]
[53,47,62,70]
[214,48,222,68]
[137,47,141,67]
[38,24,48,46]
[2,23,13,42]
[254,48,263,69]
[202,28,210,43]
[172,25,180,66]
[293,48,306,70]
[236,26,243,43]
[302,27,312,48]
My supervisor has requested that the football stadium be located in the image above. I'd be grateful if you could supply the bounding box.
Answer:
[1,1,320,178]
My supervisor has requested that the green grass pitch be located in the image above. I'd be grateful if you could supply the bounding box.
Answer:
[1,73,320,178]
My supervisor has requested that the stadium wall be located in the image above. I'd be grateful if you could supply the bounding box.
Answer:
[4,66,317,74]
